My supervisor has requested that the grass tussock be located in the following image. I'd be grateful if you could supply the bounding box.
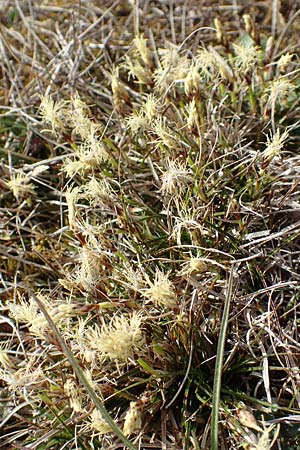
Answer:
[1,1,300,449]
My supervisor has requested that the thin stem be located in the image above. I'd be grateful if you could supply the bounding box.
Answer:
[210,265,235,450]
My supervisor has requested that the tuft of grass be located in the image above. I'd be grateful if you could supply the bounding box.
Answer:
[1,2,300,449]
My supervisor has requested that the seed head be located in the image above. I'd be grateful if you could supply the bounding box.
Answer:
[39,95,66,135]
[232,41,259,72]
[123,56,152,85]
[179,257,208,277]
[7,173,35,200]
[277,53,293,73]
[126,111,149,134]
[160,159,192,196]
[143,269,176,307]
[64,378,83,413]
[87,312,145,361]
[142,94,159,122]
[89,409,113,434]
[196,49,220,79]
[185,62,201,97]
[133,34,152,67]
[69,93,93,140]
[123,401,142,436]
[267,77,294,109]
[263,128,288,161]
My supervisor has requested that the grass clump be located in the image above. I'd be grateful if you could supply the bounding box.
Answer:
[1,2,300,449]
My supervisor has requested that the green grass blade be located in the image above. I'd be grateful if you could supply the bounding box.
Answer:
[210,265,235,450]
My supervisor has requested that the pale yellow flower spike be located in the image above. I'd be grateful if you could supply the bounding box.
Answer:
[7,173,35,200]
[87,312,144,361]
[263,128,289,161]
[39,95,66,135]
[133,34,152,67]
[123,401,143,437]
[143,269,176,307]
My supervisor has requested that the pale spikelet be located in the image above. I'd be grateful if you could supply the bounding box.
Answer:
[277,53,293,73]
[123,401,142,436]
[262,128,289,161]
[171,209,208,246]
[185,98,199,131]
[232,41,259,71]
[142,269,176,307]
[0,346,14,369]
[9,293,72,338]
[196,49,221,79]
[123,55,152,84]
[159,46,181,69]
[154,46,189,92]
[122,264,146,292]
[243,14,253,35]
[265,36,274,62]
[185,62,201,97]
[160,159,192,196]
[79,221,107,250]
[214,18,224,44]
[0,357,44,394]
[133,34,152,67]
[267,77,294,109]
[71,317,97,365]
[151,117,178,150]
[179,256,208,277]
[111,66,130,111]
[13,295,72,339]
[49,302,75,322]
[87,312,144,361]
[142,93,159,122]
[69,93,93,140]
[81,124,109,163]
[39,95,66,135]
[7,172,35,200]
[76,247,101,291]
[126,111,149,134]
[63,128,109,177]
[64,378,83,413]
[8,295,40,325]
[83,176,112,206]
[65,186,81,229]
[89,409,113,434]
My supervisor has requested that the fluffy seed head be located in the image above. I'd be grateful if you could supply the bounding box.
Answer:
[39,95,66,135]
[7,173,35,200]
[263,128,289,161]
[87,312,145,361]
[160,159,192,196]
[277,53,293,73]
[143,269,176,307]
[232,41,259,71]
[142,94,159,121]
[185,62,201,97]
[89,409,113,434]
[196,49,220,79]
[123,56,152,84]
[179,257,208,277]
[267,77,294,108]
